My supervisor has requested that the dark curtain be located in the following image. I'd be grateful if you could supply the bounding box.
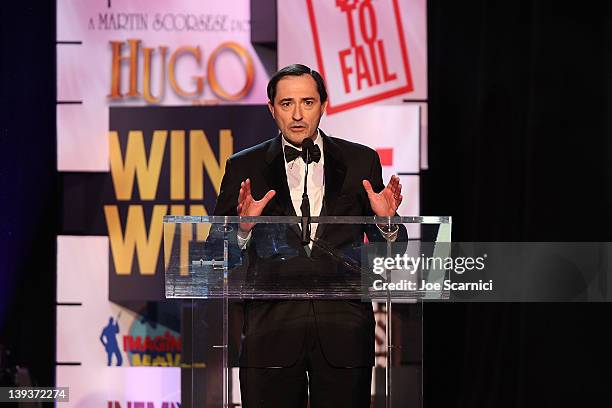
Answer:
[424,1,612,407]
[0,2,57,388]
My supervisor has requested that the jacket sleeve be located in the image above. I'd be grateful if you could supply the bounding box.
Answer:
[213,157,239,216]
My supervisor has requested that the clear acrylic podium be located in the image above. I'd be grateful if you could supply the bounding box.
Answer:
[164,215,451,407]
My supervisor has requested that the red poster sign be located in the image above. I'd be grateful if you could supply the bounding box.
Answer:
[306,0,414,114]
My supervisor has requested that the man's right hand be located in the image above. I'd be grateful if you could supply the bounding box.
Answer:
[237,178,276,233]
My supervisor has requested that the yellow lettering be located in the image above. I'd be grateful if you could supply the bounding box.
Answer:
[104,205,167,275]
[169,46,204,97]
[142,46,168,104]
[152,355,168,367]
[189,129,233,199]
[207,42,254,100]
[170,130,185,200]
[131,353,152,366]
[108,39,140,99]
[109,130,167,200]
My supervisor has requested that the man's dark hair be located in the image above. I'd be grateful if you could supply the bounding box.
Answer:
[267,64,328,104]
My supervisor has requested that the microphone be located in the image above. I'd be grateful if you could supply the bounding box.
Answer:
[300,138,314,246]
[301,138,315,163]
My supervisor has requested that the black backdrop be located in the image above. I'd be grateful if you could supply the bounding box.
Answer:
[0,1,56,391]
[423,1,612,406]
[1,1,611,406]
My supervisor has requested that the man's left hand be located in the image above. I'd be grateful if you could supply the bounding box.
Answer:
[362,175,403,217]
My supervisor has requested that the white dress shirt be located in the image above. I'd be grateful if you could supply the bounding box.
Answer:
[282,131,325,248]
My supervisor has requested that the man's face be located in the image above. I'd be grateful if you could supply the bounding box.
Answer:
[268,74,327,146]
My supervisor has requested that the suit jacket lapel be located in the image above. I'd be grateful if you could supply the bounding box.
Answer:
[315,131,347,241]
[262,135,309,257]
[263,135,296,216]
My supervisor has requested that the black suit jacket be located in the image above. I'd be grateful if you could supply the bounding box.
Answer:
[213,130,407,368]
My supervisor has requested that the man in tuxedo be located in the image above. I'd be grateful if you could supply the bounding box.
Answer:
[213,64,404,407]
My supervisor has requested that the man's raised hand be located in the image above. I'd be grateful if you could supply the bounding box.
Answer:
[237,178,276,233]
[362,175,403,217]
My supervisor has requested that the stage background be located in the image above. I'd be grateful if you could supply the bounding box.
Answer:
[53,0,427,406]
[54,1,276,406]
[1,1,612,407]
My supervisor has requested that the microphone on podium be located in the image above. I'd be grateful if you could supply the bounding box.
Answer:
[300,138,315,246]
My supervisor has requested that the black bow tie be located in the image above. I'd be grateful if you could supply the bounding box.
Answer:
[284,144,321,163]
